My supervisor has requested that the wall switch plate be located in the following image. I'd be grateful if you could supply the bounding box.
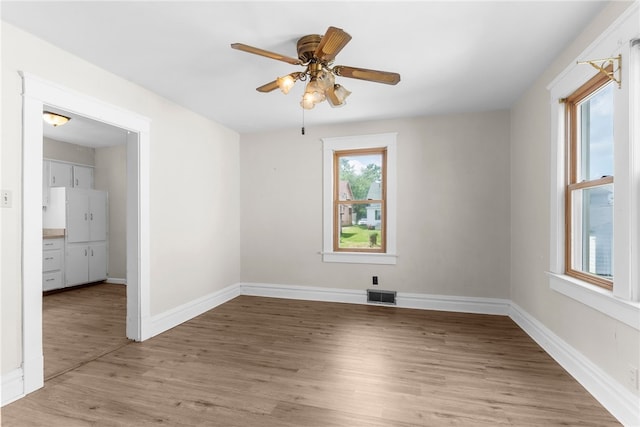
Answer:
[1,190,12,208]
[372,276,378,285]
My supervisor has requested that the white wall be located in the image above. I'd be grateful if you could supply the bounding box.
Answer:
[240,111,511,298]
[510,0,639,398]
[1,22,241,375]
[43,137,95,166]
[94,144,127,280]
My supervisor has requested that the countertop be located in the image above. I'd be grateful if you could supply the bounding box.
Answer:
[43,228,65,239]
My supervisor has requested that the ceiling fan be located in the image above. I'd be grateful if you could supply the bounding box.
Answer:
[231,26,401,110]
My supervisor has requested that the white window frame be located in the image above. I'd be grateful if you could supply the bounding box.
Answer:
[322,133,397,264]
[547,3,639,330]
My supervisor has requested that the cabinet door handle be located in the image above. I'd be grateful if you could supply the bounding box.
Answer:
[91,249,94,256]
[84,249,88,256]
[75,178,78,186]
[45,278,55,282]
[44,242,53,247]
[90,213,93,220]
[52,176,55,184]
[44,256,54,260]
[85,213,88,220]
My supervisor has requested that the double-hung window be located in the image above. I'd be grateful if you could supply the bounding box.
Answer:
[333,148,386,253]
[322,133,397,265]
[564,72,614,290]
[548,3,639,328]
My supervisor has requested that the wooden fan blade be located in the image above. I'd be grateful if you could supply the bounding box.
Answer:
[231,43,302,65]
[333,66,401,85]
[314,27,352,62]
[256,80,279,93]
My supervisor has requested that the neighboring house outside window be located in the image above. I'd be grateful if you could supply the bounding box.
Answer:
[322,133,397,265]
[338,180,354,226]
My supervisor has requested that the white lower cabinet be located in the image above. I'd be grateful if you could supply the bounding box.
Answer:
[65,242,107,286]
[43,237,65,291]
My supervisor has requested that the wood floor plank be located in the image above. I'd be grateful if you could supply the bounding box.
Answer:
[2,293,620,426]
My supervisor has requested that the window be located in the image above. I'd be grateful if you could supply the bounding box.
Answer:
[547,3,639,328]
[564,73,614,290]
[322,133,397,264]
[334,148,386,252]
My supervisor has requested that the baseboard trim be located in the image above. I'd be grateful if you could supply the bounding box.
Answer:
[1,368,24,406]
[397,291,510,315]
[240,282,511,315]
[509,303,639,427]
[105,277,126,285]
[145,283,240,340]
[240,282,366,305]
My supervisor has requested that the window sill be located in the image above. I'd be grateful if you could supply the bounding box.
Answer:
[322,251,397,265]
[547,272,640,331]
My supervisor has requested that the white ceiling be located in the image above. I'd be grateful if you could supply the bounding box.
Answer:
[2,1,607,144]
[42,106,130,148]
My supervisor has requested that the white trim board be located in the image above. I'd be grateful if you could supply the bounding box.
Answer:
[18,72,151,399]
[145,284,241,340]
[1,368,24,407]
[240,282,510,315]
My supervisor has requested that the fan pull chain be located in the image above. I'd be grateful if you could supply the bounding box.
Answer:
[301,107,305,135]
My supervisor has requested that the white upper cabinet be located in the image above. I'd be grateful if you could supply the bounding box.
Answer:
[47,161,73,187]
[72,165,94,189]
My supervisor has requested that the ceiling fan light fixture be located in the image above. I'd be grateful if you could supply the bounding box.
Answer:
[232,26,400,113]
[43,111,71,127]
[301,78,326,109]
[326,84,351,107]
[316,69,335,91]
[277,74,296,94]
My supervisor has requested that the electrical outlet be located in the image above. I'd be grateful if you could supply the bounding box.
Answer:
[1,190,12,208]
[372,276,378,285]
[629,365,638,390]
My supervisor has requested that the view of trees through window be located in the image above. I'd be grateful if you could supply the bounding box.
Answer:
[335,149,385,251]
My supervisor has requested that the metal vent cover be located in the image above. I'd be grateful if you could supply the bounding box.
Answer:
[367,289,396,305]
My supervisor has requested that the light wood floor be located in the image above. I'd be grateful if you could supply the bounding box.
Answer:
[43,283,130,380]
[2,292,619,426]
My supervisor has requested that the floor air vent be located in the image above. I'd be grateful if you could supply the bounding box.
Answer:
[367,289,397,305]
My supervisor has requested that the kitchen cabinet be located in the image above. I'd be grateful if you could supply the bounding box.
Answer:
[43,160,94,205]
[42,237,64,291]
[46,161,73,187]
[43,187,108,287]
[65,242,107,286]
[72,165,94,189]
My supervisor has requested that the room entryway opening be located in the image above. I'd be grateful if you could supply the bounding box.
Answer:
[41,106,132,380]
[21,72,150,397]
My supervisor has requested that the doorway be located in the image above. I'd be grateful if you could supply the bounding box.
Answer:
[42,106,130,379]
[21,72,150,396]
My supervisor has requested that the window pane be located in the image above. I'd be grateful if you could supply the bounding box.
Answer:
[578,83,614,181]
[571,184,614,280]
[338,153,383,201]
[338,203,383,250]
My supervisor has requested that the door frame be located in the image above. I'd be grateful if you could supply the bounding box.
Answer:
[20,72,151,396]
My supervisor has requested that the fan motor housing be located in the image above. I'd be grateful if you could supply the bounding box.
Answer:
[297,34,321,63]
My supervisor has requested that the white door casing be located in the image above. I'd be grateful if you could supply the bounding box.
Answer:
[20,72,151,397]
